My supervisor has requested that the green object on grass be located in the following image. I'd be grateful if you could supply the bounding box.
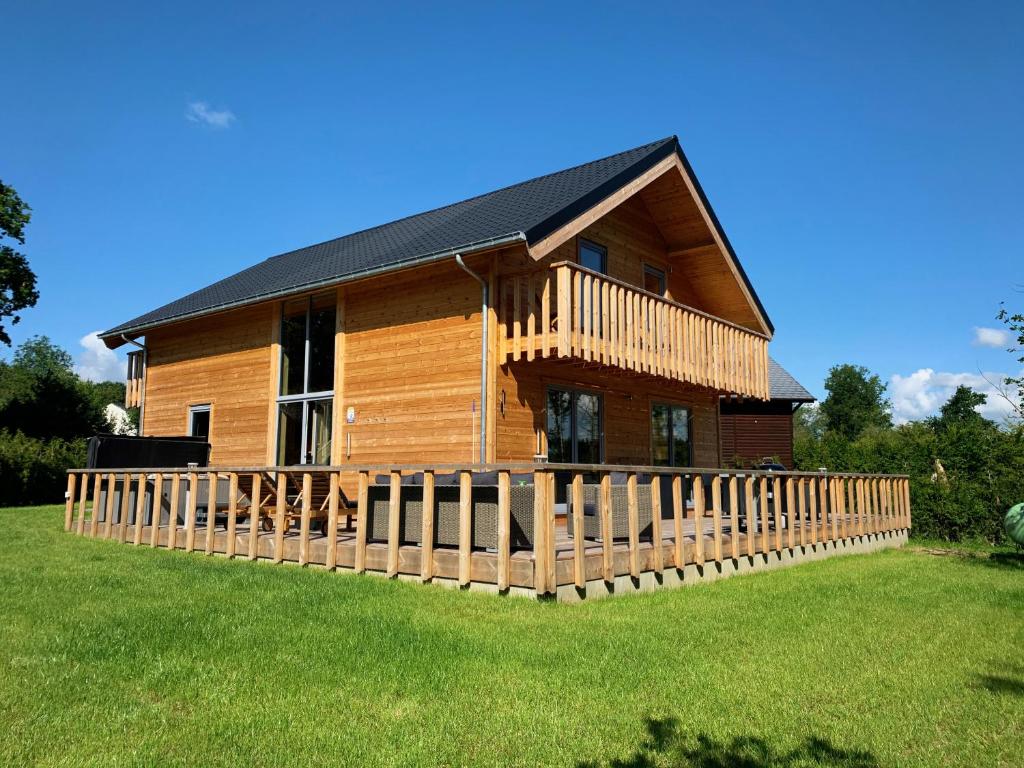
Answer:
[1005,502,1024,546]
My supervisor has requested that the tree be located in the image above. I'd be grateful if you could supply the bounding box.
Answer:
[937,385,987,427]
[996,303,1023,419]
[0,181,39,346]
[819,364,892,440]
[0,336,104,440]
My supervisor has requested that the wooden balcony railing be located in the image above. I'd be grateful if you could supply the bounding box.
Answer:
[125,350,143,408]
[499,262,770,399]
[63,463,910,601]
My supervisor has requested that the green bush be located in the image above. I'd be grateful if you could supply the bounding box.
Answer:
[0,430,86,506]
[795,418,1024,543]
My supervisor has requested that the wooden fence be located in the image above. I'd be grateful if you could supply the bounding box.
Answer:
[63,464,910,598]
[499,262,770,399]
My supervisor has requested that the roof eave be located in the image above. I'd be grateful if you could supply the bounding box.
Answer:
[99,231,527,347]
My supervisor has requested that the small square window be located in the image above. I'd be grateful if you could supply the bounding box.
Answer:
[578,239,607,274]
[188,405,211,440]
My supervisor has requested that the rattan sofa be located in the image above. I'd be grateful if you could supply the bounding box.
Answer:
[365,473,536,550]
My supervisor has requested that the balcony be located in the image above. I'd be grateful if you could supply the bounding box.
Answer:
[498,262,770,399]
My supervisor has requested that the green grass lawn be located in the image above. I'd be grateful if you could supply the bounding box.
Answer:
[1,506,1021,767]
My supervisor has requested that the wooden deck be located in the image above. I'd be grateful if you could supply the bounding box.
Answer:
[63,464,911,601]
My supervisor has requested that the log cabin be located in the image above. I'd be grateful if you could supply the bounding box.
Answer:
[104,136,787,472]
[72,136,908,601]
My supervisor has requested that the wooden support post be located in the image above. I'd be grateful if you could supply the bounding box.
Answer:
[797,478,806,547]
[325,472,339,570]
[773,476,783,552]
[458,470,472,586]
[273,472,287,563]
[904,478,912,529]
[672,474,684,568]
[247,473,261,561]
[729,475,740,560]
[225,472,239,558]
[627,472,640,578]
[92,474,105,538]
[421,470,435,581]
[571,472,585,588]
[744,476,756,557]
[872,479,881,534]
[98,473,113,538]
[145,473,162,547]
[76,473,89,535]
[785,477,795,550]
[498,470,511,592]
[118,473,132,543]
[546,472,556,592]
[167,474,180,550]
[830,478,839,542]
[299,472,313,567]
[354,471,369,573]
[693,476,706,565]
[204,471,217,554]
[651,474,664,573]
[185,471,198,552]
[711,475,722,562]
[857,478,865,536]
[64,474,77,532]
[846,477,856,539]
[387,471,401,578]
[601,473,614,582]
[808,478,818,545]
[533,469,548,595]
[133,473,146,545]
[759,476,770,554]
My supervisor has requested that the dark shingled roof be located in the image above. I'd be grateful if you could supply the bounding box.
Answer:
[769,358,815,402]
[102,136,771,339]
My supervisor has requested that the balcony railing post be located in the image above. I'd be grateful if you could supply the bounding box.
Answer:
[600,472,614,582]
[571,472,585,588]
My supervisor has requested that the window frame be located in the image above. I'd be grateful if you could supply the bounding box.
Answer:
[643,263,667,296]
[649,401,692,468]
[577,238,608,274]
[546,385,605,464]
[275,293,336,466]
[187,403,212,440]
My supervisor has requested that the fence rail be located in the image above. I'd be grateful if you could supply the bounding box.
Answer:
[64,464,910,598]
[499,262,771,399]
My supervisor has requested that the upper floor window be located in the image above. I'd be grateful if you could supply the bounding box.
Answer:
[277,293,336,465]
[280,293,336,397]
[644,264,667,296]
[578,239,607,274]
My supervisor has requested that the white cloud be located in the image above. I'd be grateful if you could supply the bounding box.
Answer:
[972,327,1011,348]
[185,101,236,128]
[74,332,126,382]
[889,368,1021,424]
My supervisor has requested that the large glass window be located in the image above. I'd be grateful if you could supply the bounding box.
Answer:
[651,403,691,467]
[276,293,336,465]
[547,387,603,463]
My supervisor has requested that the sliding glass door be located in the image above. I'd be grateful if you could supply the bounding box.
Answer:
[547,387,603,463]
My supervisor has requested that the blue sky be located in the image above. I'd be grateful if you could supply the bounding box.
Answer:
[3,1,1022,421]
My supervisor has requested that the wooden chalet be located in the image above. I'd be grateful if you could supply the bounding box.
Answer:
[67,136,909,600]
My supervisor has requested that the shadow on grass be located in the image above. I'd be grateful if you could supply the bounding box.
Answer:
[911,546,1024,571]
[975,664,1024,697]
[578,717,878,768]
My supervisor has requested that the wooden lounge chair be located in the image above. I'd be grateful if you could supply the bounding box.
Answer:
[257,471,354,535]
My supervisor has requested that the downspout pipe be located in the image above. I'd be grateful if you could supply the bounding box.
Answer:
[121,335,147,434]
[455,254,488,464]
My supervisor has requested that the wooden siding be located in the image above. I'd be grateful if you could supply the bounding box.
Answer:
[143,303,274,465]
[340,259,487,465]
[496,358,720,466]
[719,408,795,469]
